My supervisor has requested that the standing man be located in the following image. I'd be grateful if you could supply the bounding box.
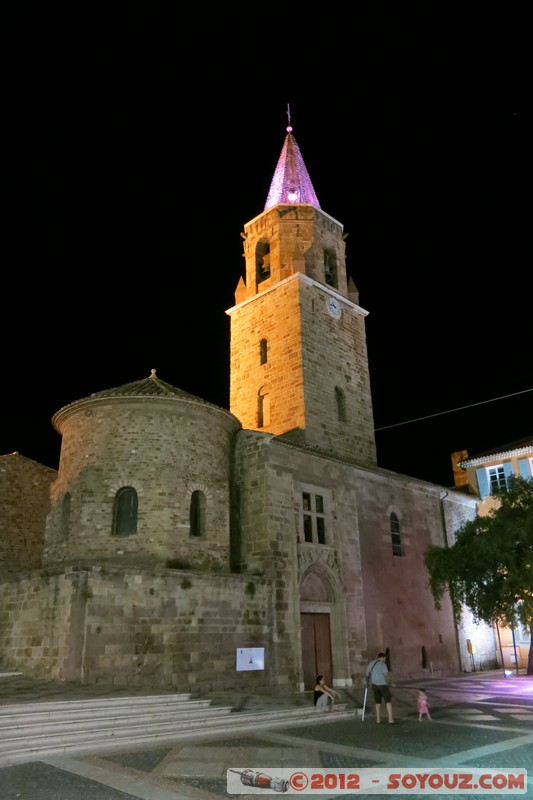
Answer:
[366,652,395,724]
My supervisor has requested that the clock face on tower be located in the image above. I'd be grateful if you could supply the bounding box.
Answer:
[326,296,342,319]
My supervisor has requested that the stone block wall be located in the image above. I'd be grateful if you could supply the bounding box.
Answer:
[0,453,56,573]
[229,273,376,466]
[229,276,305,436]
[0,569,78,679]
[298,278,376,465]
[44,398,240,570]
[0,563,293,695]
[241,206,348,297]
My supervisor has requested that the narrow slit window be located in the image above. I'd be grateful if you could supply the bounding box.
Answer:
[390,512,403,556]
[258,386,270,428]
[335,386,347,422]
[190,490,206,537]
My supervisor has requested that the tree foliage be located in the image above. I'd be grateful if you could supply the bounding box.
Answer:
[424,476,533,674]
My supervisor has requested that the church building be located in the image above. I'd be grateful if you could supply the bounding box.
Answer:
[0,121,497,696]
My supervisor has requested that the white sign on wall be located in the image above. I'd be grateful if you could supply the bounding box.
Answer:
[236,647,265,671]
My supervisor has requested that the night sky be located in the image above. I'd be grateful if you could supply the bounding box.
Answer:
[5,18,530,488]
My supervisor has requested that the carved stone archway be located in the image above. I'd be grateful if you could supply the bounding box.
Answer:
[299,555,350,691]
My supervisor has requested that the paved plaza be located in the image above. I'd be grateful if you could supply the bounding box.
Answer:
[1,670,532,799]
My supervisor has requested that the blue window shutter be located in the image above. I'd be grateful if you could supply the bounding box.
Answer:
[476,468,489,499]
[503,462,514,488]
[518,458,531,478]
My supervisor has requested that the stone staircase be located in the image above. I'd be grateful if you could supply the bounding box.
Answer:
[0,691,355,766]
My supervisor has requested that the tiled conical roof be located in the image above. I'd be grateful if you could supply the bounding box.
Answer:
[87,368,205,402]
[264,110,320,210]
[52,369,239,432]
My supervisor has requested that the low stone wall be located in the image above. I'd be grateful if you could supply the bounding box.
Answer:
[0,563,287,695]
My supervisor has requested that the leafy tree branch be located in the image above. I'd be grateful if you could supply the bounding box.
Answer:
[424,476,533,675]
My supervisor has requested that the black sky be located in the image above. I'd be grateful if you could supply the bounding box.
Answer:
[5,16,531,487]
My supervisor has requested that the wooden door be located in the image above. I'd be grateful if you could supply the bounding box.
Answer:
[301,612,332,690]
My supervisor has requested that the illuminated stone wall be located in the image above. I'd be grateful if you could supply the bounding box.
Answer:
[232,432,486,685]
[229,272,376,465]
[42,396,240,571]
[0,415,496,692]
[0,565,283,694]
[0,453,55,572]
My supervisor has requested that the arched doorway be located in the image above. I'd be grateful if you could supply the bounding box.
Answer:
[300,567,334,690]
[301,611,332,690]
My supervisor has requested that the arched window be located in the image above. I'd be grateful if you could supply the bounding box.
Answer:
[112,487,138,537]
[256,239,271,284]
[190,490,206,537]
[335,386,347,422]
[61,492,71,540]
[390,512,403,556]
[258,386,270,428]
[324,249,337,287]
[260,338,268,365]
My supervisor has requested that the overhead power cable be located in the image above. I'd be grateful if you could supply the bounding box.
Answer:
[374,387,533,433]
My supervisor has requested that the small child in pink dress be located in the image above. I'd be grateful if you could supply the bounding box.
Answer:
[418,689,432,721]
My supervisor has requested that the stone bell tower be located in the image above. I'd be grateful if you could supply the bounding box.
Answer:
[227,120,377,466]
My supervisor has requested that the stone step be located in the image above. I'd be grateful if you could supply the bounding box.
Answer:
[0,695,355,765]
[0,703,233,740]
[0,695,214,728]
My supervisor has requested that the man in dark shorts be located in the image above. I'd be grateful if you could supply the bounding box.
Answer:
[366,652,395,723]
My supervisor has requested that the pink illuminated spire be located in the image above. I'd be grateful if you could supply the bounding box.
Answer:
[264,105,320,210]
